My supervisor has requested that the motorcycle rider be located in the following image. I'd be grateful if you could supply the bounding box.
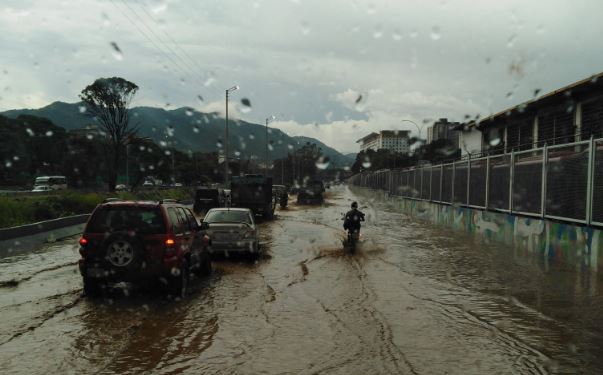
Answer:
[343,201,365,236]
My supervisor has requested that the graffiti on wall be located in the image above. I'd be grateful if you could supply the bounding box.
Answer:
[395,197,602,272]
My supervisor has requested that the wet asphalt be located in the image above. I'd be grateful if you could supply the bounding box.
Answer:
[0,185,602,374]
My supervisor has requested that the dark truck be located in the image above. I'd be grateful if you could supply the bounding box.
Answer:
[297,179,325,204]
[193,187,226,214]
[230,174,276,219]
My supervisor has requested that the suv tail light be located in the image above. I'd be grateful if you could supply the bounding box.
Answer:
[79,237,88,246]
[165,237,177,258]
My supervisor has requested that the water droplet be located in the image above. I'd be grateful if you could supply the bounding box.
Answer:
[164,150,171,156]
[507,34,516,48]
[234,150,241,156]
[268,144,274,151]
[216,140,223,148]
[13,156,19,161]
[45,130,53,137]
[240,98,252,113]
[249,134,255,140]
[101,12,110,27]
[86,134,94,140]
[506,91,513,100]
[489,137,501,147]
[26,128,34,136]
[204,77,215,87]
[166,126,174,137]
[409,29,418,38]
[315,156,330,170]
[301,21,310,35]
[185,108,194,117]
[110,41,123,61]
[5,161,12,168]
[533,88,541,97]
[78,105,87,113]
[193,126,199,133]
[366,3,376,14]
[343,166,351,171]
[536,24,544,34]
[197,95,204,104]
[372,26,383,39]
[430,26,441,40]
[33,62,39,70]
[159,140,167,147]
[288,144,294,150]
[362,157,371,169]
[392,29,402,41]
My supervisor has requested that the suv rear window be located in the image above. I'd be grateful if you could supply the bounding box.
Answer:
[87,207,166,234]
[204,210,251,224]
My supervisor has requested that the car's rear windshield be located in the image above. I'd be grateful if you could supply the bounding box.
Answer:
[87,207,166,234]
[204,210,250,224]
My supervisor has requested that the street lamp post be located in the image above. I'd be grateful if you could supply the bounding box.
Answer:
[265,115,276,177]
[224,85,239,186]
[400,119,425,140]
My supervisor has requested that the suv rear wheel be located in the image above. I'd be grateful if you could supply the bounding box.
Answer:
[168,259,189,299]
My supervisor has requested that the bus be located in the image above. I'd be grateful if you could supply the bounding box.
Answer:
[34,176,68,190]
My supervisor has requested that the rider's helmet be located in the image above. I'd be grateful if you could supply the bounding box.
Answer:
[351,201,358,209]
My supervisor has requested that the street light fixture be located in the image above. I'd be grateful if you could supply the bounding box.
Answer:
[400,119,425,139]
[224,85,239,186]
[265,115,276,177]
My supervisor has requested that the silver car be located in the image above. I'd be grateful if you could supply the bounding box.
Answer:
[202,208,259,256]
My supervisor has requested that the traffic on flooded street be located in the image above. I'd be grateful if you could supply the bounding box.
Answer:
[1,186,602,374]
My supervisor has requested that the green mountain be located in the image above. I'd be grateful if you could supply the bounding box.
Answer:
[2,101,352,168]
[292,136,355,168]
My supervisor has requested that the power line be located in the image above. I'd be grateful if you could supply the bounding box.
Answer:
[119,0,208,89]
[109,0,207,94]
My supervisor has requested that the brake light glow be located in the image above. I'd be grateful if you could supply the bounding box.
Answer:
[165,238,175,246]
[79,237,88,246]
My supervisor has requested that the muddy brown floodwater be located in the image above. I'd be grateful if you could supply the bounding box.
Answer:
[1,186,603,374]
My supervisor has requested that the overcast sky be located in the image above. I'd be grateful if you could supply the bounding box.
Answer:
[1,0,602,153]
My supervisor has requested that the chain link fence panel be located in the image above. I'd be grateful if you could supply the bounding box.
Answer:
[513,150,543,214]
[453,161,468,205]
[442,164,453,203]
[469,158,487,207]
[593,140,603,224]
[546,143,589,220]
[421,168,431,199]
[431,166,442,201]
[488,155,510,210]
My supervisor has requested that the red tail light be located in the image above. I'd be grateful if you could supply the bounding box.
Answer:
[79,237,88,246]
[165,238,175,246]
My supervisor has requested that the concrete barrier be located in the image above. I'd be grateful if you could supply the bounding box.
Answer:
[0,214,90,241]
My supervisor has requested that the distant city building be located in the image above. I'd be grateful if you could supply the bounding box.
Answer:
[426,118,460,149]
[357,130,410,153]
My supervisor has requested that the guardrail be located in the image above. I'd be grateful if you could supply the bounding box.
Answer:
[350,136,603,227]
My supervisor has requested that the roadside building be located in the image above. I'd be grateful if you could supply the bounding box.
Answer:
[357,130,410,153]
[459,72,603,156]
[426,118,460,149]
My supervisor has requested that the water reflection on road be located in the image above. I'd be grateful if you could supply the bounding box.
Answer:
[0,185,602,374]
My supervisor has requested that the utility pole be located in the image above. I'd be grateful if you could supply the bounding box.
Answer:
[224,85,239,186]
[265,115,275,178]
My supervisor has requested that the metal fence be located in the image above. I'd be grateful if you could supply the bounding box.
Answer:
[350,137,603,227]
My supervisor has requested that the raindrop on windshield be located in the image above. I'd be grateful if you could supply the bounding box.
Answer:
[26,128,34,136]
[159,140,167,147]
[507,34,517,48]
[5,161,12,168]
[287,144,294,150]
[216,140,223,148]
[240,98,252,113]
[193,126,199,133]
[204,77,215,87]
[430,26,441,40]
[86,134,94,140]
[409,29,418,38]
[268,144,274,151]
[392,29,402,41]
[372,26,383,39]
[45,130,53,137]
[249,134,255,140]
[533,88,541,97]
[110,42,123,61]
[362,157,372,168]
[489,137,501,147]
[185,108,194,116]
[315,156,330,170]
[78,105,86,113]
[166,126,174,137]
[234,150,241,156]
[197,95,204,104]
[301,21,311,35]
[343,166,351,171]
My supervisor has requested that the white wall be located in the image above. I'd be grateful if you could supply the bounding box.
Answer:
[459,128,482,155]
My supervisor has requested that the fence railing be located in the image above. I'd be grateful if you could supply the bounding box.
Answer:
[349,137,603,227]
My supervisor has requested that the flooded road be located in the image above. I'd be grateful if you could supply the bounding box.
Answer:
[1,186,602,374]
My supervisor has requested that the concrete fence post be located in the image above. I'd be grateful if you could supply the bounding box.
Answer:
[586,136,595,225]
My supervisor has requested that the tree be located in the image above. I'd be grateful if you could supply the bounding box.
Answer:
[79,77,139,191]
